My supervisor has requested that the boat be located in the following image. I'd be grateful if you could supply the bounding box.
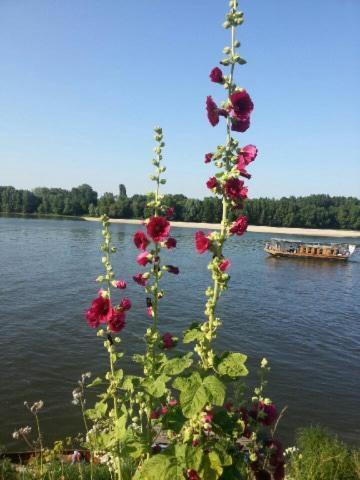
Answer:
[264,238,356,260]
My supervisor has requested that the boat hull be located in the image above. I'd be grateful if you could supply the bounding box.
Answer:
[264,248,349,260]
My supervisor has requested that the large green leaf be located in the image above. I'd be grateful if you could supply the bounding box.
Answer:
[135,445,186,480]
[217,352,248,378]
[161,353,193,375]
[174,372,209,418]
[183,324,204,344]
[203,375,226,406]
[142,374,170,398]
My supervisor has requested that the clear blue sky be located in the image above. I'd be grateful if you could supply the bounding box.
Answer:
[0,0,359,199]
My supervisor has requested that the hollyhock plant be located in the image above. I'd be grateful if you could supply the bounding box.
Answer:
[231,114,250,132]
[230,89,254,117]
[209,66,224,84]
[133,230,150,250]
[108,309,125,333]
[119,297,132,311]
[219,258,231,271]
[164,237,177,249]
[206,176,218,190]
[204,152,213,164]
[195,231,211,254]
[224,177,248,200]
[161,332,177,349]
[113,280,127,289]
[137,250,152,266]
[230,214,248,235]
[133,272,148,286]
[206,95,220,126]
[85,295,112,326]
[146,216,170,242]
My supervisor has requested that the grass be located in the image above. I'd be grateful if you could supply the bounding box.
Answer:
[286,426,360,480]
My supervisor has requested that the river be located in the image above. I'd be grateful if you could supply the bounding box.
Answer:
[0,216,359,449]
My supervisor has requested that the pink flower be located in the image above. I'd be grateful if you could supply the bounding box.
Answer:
[161,405,168,415]
[224,178,247,200]
[133,273,148,286]
[165,207,174,219]
[162,332,176,349]
[164,237,177,249]
[133,231,150,250]
[119,297,132,311]
[229,215,248,236]
[114,280,127,289]
[204,152,213,164]
[209,67,224,84]
[219,259,231,271]
[239,144,258,165]
[230,90,254,117]
[85,296,112,328]
[206,96,219,126]
[136,251,152,266]
[206,176,218,190]
[108,309,125,333]
[165,265,179,275]
[168,399,178,407]
[146,216,170,242]
[147,306,153,317]
[195,231,210,254]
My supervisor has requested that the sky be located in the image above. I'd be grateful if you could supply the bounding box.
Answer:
[0,0,359,199]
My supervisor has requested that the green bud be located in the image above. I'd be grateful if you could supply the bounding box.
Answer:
[154,126,162,134]
[223,46,231,54]
[160,179,166,184]
[220,58,231,66]
[111,246,117,253]
[234,40,240,47]
[222,21,231,29]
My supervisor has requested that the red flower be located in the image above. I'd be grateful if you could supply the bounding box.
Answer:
[133,231,150,250]
[219,259,231,271]
[164,237,177,249]
[209,67,224,84]
[137,251,151,266]
[150,410,160,420]
[168,399,178,407]
[108,309,125,333]
[239,144,258,165]
[206,176,218,190]
[133,273,148,286]
[165,207,174,219]
[162,332,176,349]
[187,470,200,480]
[204,152,213,164]
[206,96,219,126]
[165,265,179,274]
[114,280,127,289]
[229,215,248,236]
[230,90,254,117]
[231,114,250,133]
[236,156,252,179]
[161,405,168,415]
[119,297,132,311]
[195,231,210,254]
[146,216,170,242]
[251,401,278,426]
[224,178,247,200]
[85,296,112,328]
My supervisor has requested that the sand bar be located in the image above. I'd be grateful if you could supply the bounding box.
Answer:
[82,217,360,238]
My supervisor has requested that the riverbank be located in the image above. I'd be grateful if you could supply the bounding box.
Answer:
[82,217,360,238]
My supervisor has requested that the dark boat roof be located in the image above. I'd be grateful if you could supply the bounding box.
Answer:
[269,238,349,247]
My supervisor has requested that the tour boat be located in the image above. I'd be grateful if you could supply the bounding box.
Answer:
[264,238,356,261]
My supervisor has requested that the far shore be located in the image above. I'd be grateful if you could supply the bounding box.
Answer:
[82,217,360,238]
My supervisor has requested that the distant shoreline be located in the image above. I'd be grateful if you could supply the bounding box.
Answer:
[82,217,360,238]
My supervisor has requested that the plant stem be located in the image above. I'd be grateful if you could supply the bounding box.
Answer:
[34,413,43,476]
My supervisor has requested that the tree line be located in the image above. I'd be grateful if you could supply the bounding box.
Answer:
[1,184,359,230]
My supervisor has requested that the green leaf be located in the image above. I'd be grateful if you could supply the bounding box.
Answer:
[123,430,149,460]
[87,376,102,388]
[133,354,145,364]
[135,445,186,480]
[85,401,107,421]
[183,324,203,344]
[203,376,226,406]
[161,353,193,375]
[143,374,169,398]
[121,375,141,391]
[217,352,248,378]
[174,372,209,418]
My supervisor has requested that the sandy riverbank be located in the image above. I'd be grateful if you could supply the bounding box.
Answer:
[82,217,360,238]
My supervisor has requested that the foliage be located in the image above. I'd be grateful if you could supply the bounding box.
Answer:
[285,426,360,480]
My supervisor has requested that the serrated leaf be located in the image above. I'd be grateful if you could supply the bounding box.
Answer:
[217,352,248,378]
[161,353,193,375]
[183,325,203,344]
[143,374,169,398]
[135,445,186,480]
[176,372,209,418]
[203,376,226,406]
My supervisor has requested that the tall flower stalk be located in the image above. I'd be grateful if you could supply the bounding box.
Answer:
[195,0,257,370]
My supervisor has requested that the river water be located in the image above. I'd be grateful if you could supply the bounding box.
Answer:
[0,216,359,449]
